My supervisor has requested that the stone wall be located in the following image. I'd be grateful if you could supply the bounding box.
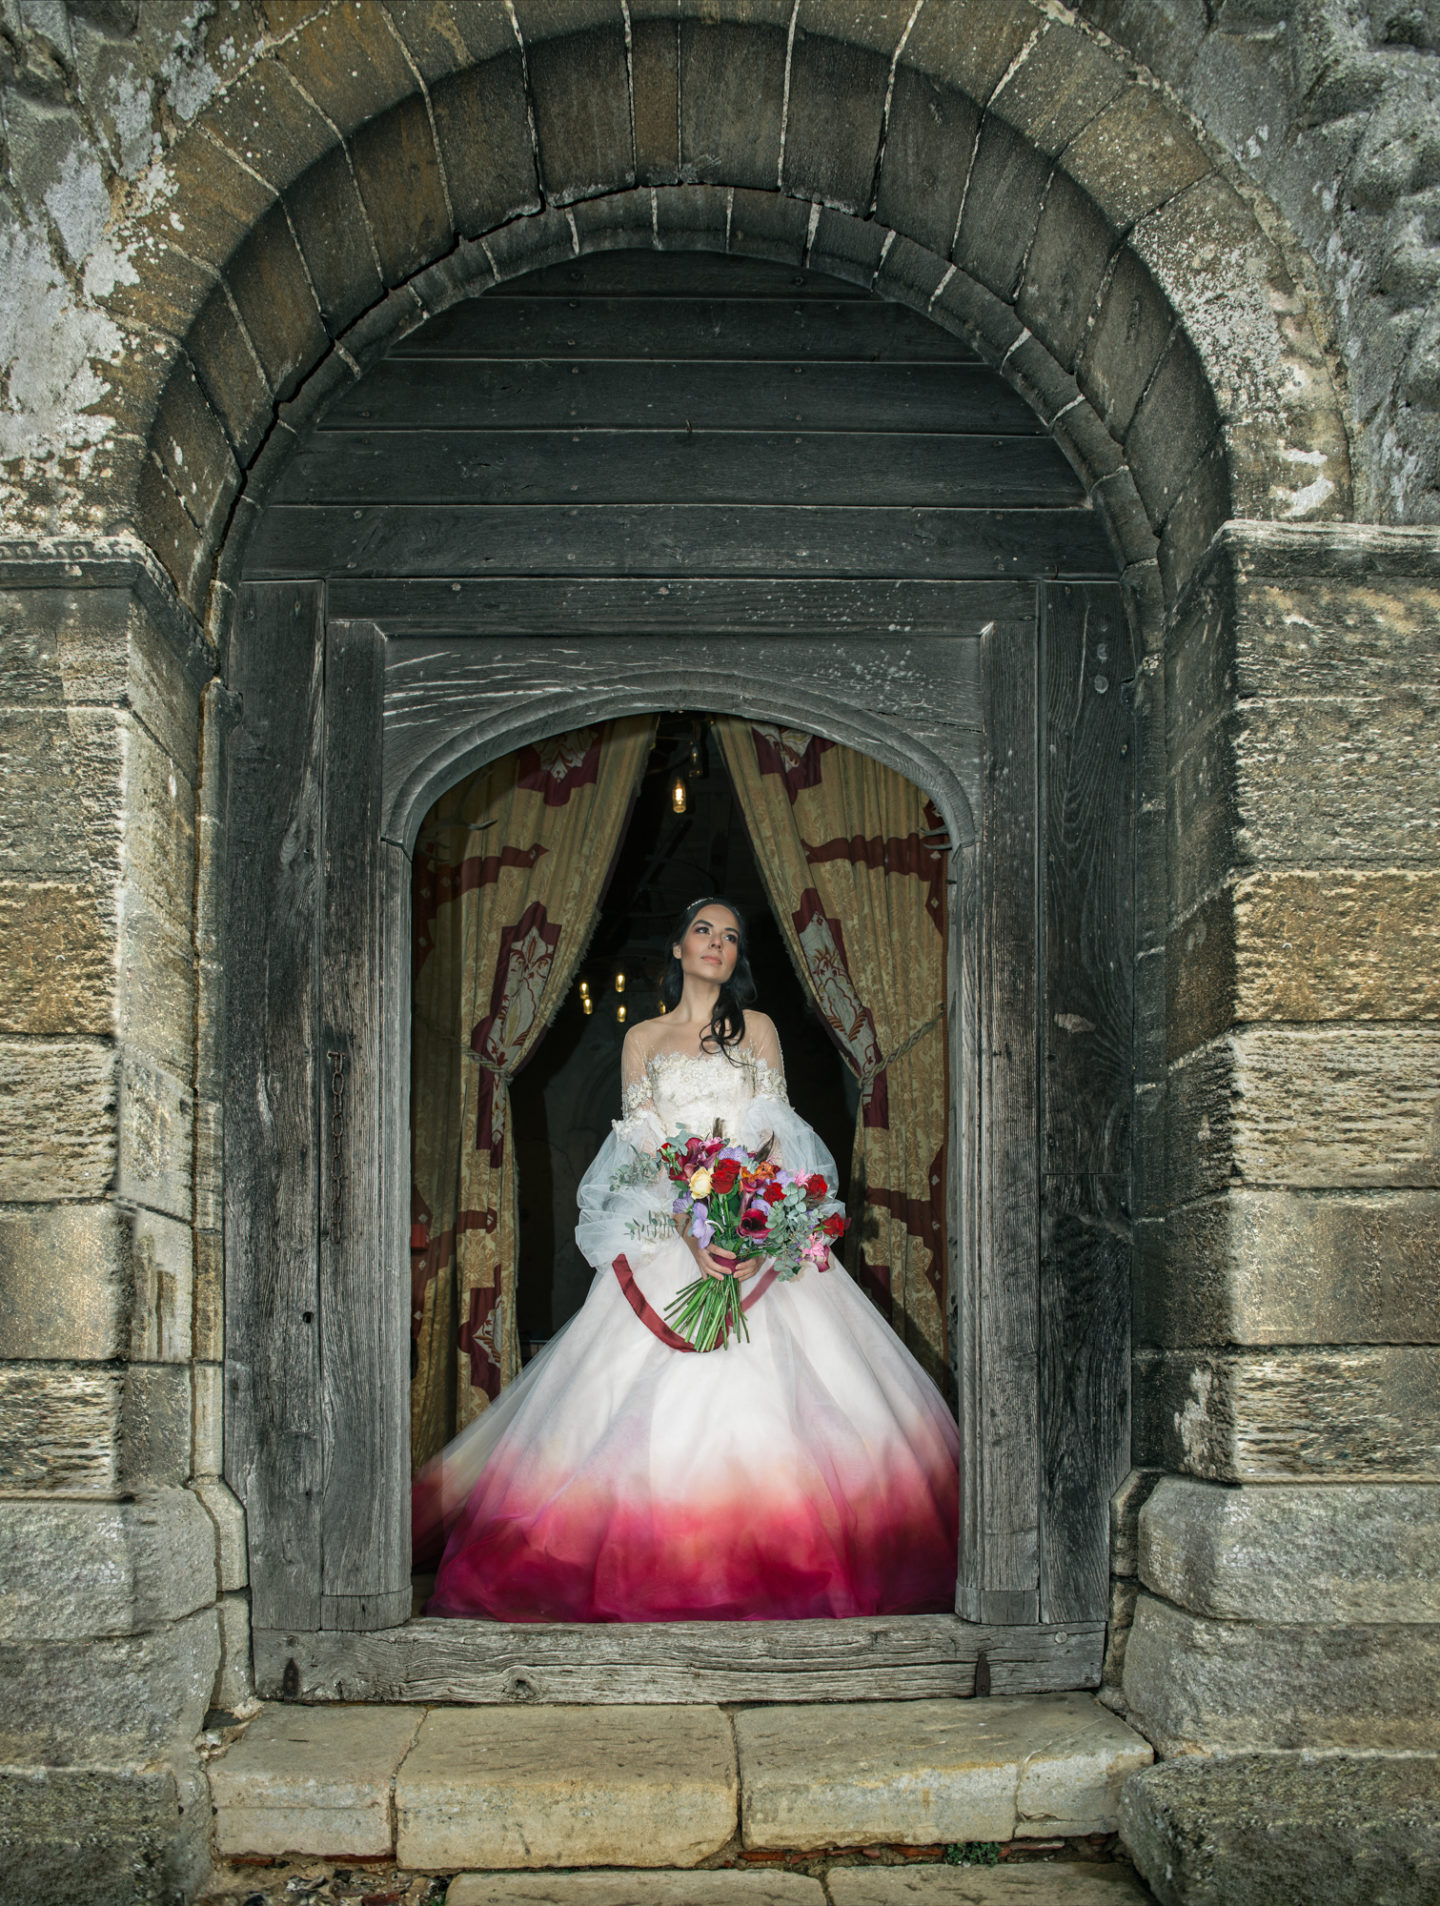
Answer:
[0,548,243,1902]
[0,4,1437,1902]
[1119,522,1440,1756]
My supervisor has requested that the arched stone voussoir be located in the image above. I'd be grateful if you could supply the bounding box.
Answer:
[93,1,1352,624]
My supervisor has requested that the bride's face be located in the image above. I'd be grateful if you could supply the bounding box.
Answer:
[674,907,741,986]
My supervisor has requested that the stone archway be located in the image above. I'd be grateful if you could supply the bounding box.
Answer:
[176,4,1353,1706]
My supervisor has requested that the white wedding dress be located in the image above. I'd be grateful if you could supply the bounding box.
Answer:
[417,1028,959,1622]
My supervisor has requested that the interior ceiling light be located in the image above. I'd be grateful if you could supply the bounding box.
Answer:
[671,776,687,814]
[616,1002,627,1024]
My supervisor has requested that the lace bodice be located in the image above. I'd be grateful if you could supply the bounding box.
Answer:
[621,1047,788,1142]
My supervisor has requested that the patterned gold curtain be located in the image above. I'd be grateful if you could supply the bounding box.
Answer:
[716,720,950,1380]
[410,719,656,1470]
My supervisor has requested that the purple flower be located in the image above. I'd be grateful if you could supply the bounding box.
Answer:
[672,1195,691,1217]
[690,1205,715,1248]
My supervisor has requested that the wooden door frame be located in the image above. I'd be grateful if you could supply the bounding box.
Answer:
[227,579,1130,1703]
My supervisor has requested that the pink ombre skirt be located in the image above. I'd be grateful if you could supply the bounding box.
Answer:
[414,1237,959,1623]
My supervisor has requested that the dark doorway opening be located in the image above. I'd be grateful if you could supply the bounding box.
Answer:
[510,713,856,1358]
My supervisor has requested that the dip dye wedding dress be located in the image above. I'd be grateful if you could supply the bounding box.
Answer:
[414,1023,959,1622]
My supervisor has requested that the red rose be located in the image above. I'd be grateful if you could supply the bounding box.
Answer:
[805,1174,828,1199]
[821,1213,846,1237]
[711,1158,741,1194]
[761,1182,785,1205]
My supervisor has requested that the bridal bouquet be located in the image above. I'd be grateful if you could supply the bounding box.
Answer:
[615,1128,847,1351]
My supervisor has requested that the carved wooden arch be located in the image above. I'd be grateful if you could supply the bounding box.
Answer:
[90,3,1350,628]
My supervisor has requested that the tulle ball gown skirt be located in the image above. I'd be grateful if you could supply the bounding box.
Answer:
[416,1239,960,1623]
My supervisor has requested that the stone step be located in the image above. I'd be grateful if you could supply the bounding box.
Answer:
[206,1694,1154,1872]
[446,1868,1154,1904]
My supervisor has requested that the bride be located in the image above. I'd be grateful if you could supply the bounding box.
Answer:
[415,896,960,1622]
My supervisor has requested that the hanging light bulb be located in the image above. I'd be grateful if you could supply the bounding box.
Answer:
[671,776,687,814]
[581,994,592,1016]
[657,1000,667,1014]
[578,978,590,999]
[614,970,626,994]
[616,1001,627,1025]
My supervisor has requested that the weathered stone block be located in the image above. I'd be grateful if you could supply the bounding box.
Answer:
[1121,1752,1440,1906]
[449,1876,826,1906]
[0,1360,191,1497]
[782,30,888,212]
[808,207,892,290]
[0,1037,115,1202]
[678,22,786,191]
[118,888,195,1078]
[652,184,731,250]
[1140,1477,1440,1624]
[394,1705,737,1869]
[210,1701,423,1857]
[213,1590,254,1712]
[0,705,122,884]
[147,353,241,552]
[1142,1188,1440,1347]
[205,54,340,196]
[192,1360,222,1477]
[1125,330,1218,531]
[632,19,681,185]
[956,116,1050,301]
[1170,871,1440,1057]
[1077,245,1173,439]
[1061,86,1211,231]
[134,455,209,624]
[193,1224,223,1361]
[0,1759,211,1906]
[1101,1577,1140,1695]
[0,1486,216,1640]
[1156,432,1229,599]
[989,19,1127,158]
[528,24,634,205]
[225,197,331,403]
[929,267,1026,365]
[286,145,391,335]
[1110,1468,1164,1579]
[735,1696,1151,1849]
[729,189,811,266]
[350,95,454,287]
[876,66,978,260]
[0,1203,124,1359]
[1166,1028,1440,1202]
[0,878,111,1035]
[1134,1346,1440,1482]
[187,277,277,464]
[829,1869,1153,1904]
[901,1,1032,99]
[117,1050,193,1221]
[193,1474,247,1593]
[1129,174,1348,516]
[875,234,950,312]
[0,1605,219,1761]
[1017,169,1117,370]
[1123,1592,1440,1754]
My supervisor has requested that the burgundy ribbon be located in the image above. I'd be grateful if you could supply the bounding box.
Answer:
[611,1254,778,1352]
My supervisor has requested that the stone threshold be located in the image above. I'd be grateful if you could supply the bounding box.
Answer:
[206,1694,1153,1873]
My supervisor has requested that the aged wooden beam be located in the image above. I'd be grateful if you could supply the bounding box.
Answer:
[253,1615,1104,1704]
[223,581,326,1631]
[329,576,1032,635]
[244,503,1110,582]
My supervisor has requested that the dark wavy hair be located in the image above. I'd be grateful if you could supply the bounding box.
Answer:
[660,896,756,1057]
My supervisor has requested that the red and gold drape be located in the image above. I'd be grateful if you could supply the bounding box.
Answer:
[716,720,950,1378]
[409,719,655,1470]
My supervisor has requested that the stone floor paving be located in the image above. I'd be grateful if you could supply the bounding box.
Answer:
[205,1696,1153,1872]
[197,1857,1157,1906]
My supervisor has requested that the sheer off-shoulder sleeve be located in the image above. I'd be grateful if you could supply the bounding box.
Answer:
[574,1027,670,1275]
